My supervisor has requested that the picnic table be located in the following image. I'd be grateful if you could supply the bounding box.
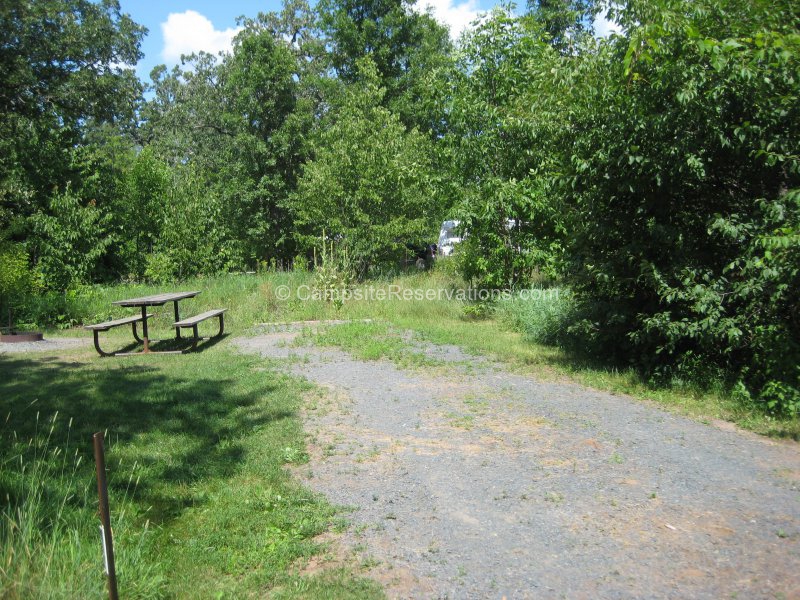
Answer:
[113,291,199,352]
[85,291,226,356]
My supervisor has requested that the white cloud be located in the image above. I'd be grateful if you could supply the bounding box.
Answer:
[593,10,622,38]
[414,0,482,40]
[161,10,243,63]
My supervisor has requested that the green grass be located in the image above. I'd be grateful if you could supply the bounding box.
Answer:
[5,266,798,596]
[300,321,443,369]
[0,345,382,599]
[47,268,799,438]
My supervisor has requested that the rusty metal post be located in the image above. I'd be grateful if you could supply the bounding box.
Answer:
[93,432,119,600]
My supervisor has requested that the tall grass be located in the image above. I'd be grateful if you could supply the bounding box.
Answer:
[0,348,383,598]
[0,412,163,599]
[494,288,574,345]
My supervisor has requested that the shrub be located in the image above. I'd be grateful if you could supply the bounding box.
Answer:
[561,0,800,414]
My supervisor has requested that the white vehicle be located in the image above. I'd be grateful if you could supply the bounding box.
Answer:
[437,220,462,256]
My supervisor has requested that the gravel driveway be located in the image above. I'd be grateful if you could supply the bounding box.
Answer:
[235,325,800,599]
[0,337,86,353]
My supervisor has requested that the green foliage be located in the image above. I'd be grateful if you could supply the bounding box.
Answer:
[291,58,439,277]
[142,26,307,266]
[31,187,113,292]
[115,147,171,279]
[0,241,40,331]
[316,0,452,131]
[223,27,303,261]
[561,0,800,414]
[143,165,238,282]
[18,287,94,329]
[444,9,567,288]
[0,243,31,303]
[527,0,599,52]
[0,0,144,252]
[0,0,144,124]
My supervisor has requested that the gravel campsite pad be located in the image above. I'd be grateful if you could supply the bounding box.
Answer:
[0,337,86,353]
[236,324,800,599]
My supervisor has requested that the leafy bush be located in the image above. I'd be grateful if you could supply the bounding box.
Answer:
[560,0,800,415]
[0,241,41,332]
[18,288,95,329]
[31,187,112,293]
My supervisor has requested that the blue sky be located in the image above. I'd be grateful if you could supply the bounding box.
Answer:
[122,1,278,80]
[122,0,619,81]
[122,0,503,80]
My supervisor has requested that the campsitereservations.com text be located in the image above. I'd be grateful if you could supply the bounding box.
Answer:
[273,285,560,303]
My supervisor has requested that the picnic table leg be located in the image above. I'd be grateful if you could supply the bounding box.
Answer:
[173,301,182,340]
[141,305,150,353]
[131,321,144,344]
[189,325,199,351]
[92,330,115,357]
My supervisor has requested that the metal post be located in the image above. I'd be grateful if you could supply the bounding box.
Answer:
[93,432,119,600]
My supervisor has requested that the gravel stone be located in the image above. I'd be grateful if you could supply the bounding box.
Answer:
[236,327,800,599]
[0,337,87,353]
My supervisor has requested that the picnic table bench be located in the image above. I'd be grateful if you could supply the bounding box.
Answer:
[173,309,226,351]
[85,291,226,356]
[85,314,152,357]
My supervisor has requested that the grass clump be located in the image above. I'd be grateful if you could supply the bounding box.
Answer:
[0,347,380,598]
[304,321,441,369]
[494,288,574,346]
[0,412,162,599]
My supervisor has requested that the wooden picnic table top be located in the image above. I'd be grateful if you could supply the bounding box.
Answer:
[112,291,201,307]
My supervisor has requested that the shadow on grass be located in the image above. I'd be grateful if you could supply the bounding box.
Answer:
[87,332,230,356]
[146,333,229,354]
[0,350,290,524]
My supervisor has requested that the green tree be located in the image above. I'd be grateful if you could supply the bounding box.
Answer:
[223,25,303,262]
[444,9,567,287]
[31,188,112,292]
[142,23,307,267]
[291,58,438,276]
[115,147,171,279]
[0,0,144,235]
[561,0,800,412]
[316,0,452,131]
